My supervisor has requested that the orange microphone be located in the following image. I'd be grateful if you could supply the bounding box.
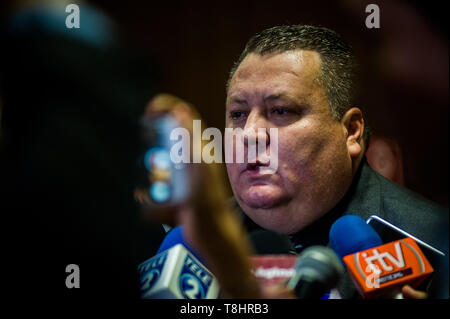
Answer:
[343,237,434,299]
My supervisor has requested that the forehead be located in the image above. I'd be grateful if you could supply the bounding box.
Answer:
[227,50,322,102]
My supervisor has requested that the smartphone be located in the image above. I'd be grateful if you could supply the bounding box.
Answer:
[366,215,445,258]
[137,113,189,205]
[366,215,448,298]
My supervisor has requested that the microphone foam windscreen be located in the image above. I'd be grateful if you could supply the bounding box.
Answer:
[157,226,184,254]
[156,226,205,263]
[329,215,382,259]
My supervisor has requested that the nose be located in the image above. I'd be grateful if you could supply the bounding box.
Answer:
[242,110,270,153]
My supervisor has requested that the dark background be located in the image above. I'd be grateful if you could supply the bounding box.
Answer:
[1,0,447,206]
[90,0,449,206]
[0,0,447,301]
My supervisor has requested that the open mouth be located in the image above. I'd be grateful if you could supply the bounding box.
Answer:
[243,160,276,177]
[246,159,269,170]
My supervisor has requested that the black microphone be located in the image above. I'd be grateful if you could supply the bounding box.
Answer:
[249,229,296,255]
[286,246,344,299]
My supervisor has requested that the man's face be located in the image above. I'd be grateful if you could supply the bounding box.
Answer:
[225,50,354,234]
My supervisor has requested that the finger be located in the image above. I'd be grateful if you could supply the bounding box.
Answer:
[261,284,296,299]
[145,93,199,130]
[401,285,428,299]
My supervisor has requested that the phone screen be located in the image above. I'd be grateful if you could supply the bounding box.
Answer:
[137,114,189,205]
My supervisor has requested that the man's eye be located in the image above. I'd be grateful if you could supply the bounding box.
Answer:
[230,111,244,119]
[272,107,290,115]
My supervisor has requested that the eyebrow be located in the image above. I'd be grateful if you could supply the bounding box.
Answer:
[227,92,308,107]
[228,93,292,104]
[263,93,291,103]
[227,96,248,105]
[264,93,307,106]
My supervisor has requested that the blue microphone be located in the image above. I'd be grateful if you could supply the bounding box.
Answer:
[156,226,205,264]
[156,226,185,254]
[138,226,219,299]
[329,215,382,260]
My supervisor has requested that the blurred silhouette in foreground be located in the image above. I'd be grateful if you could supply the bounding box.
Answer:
[1,1,165,299]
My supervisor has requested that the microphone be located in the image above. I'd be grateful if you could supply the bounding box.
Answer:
[286,246,344,299]
[329,215,434,299]
[138,226,220,299]
[248,230,297,288]
[249,229,296,255]
[329,215,383,261]
[156,226,205,263]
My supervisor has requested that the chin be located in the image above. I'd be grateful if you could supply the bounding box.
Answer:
[241,198,319,235]
[248,211,300,235]
[239,184,288,208]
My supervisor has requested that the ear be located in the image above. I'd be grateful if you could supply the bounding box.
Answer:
[341,107,364,159]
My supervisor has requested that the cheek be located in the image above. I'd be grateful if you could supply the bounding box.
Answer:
[275,127,320,174]
[276,125,348,184]
[225,163,239,185]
